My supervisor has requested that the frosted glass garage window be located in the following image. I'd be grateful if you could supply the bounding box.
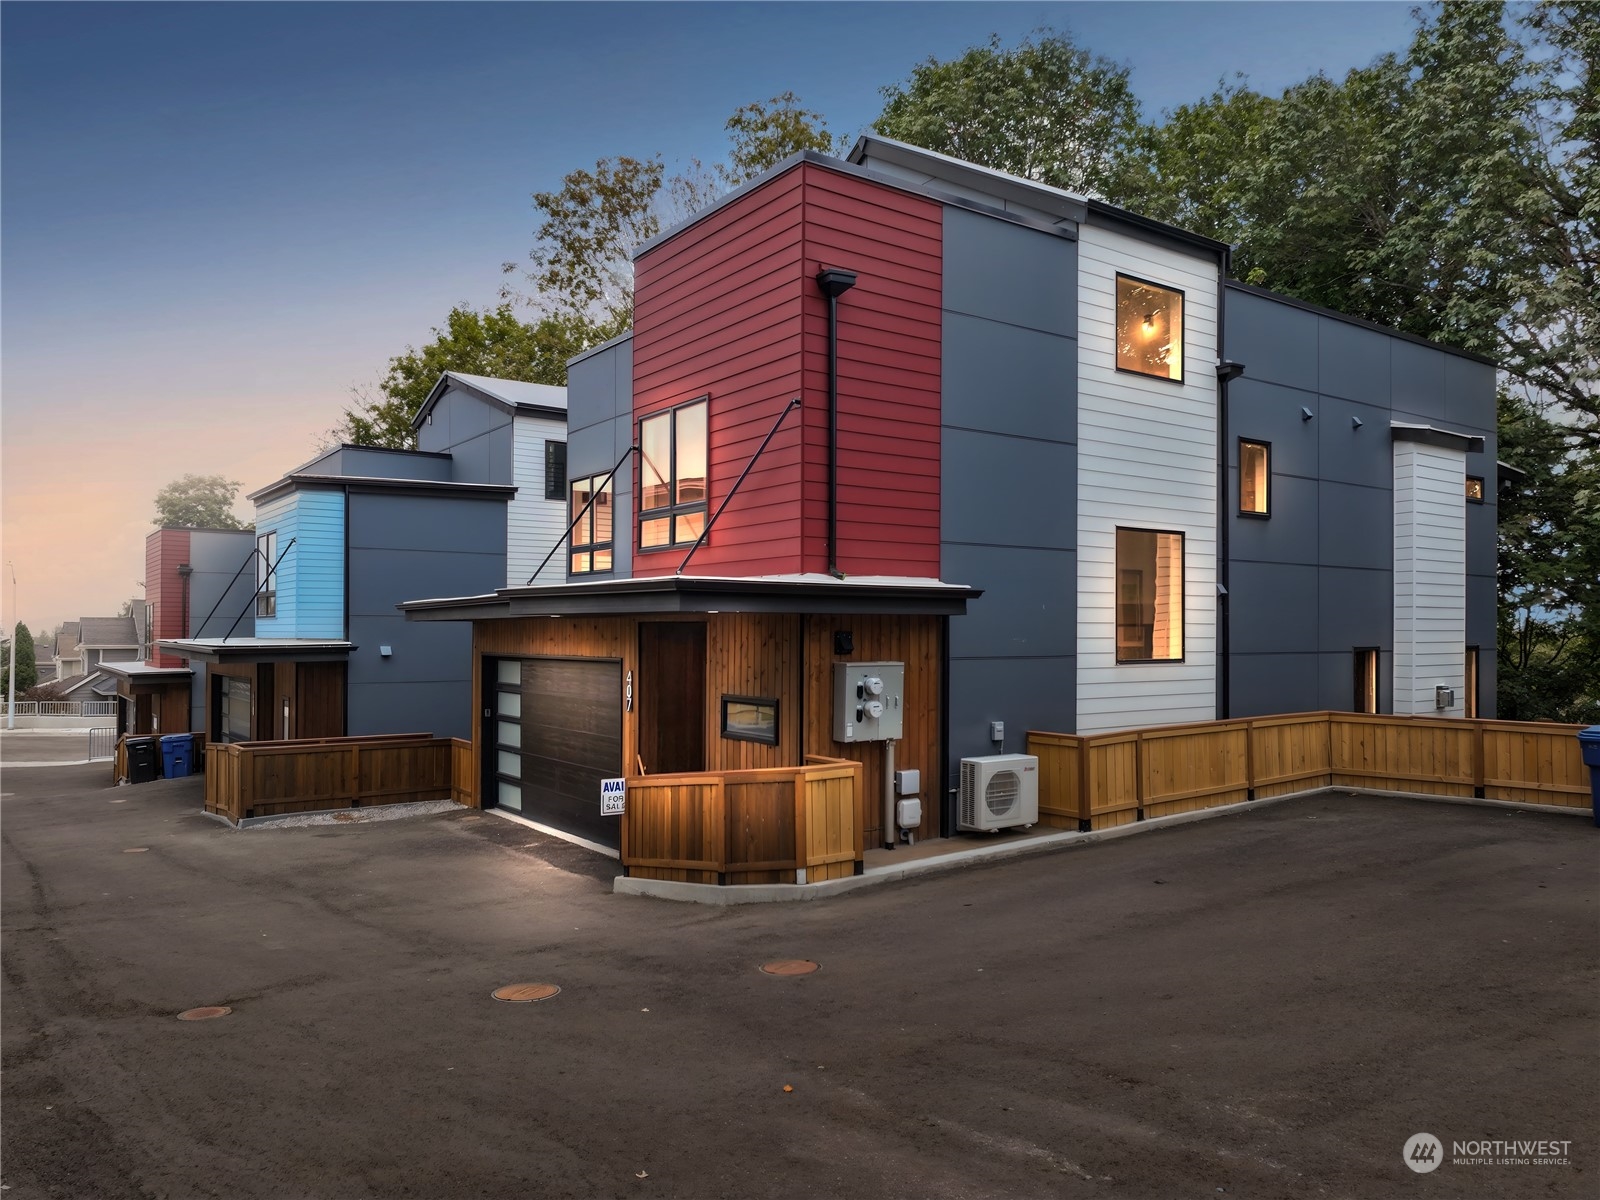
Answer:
[1115,275,1184,382]
[1115,528,1185,662]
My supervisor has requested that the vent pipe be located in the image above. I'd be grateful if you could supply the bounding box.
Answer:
[816,268,858,579]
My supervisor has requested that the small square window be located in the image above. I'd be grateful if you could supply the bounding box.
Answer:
[1465,476,1484,503]
[1239,439,1270,516]
[721,695,778,745]
[1116,275,1184,382]
[1115,528,1185,662]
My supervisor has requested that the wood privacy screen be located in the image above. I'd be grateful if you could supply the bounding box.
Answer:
[621,756,864,885]
[1029,712,1590,830]
[203,734,471,823]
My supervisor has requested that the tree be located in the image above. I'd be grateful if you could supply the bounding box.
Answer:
[337,306,604,449]
[874,29,1147,200]
[718,91,843,188]
[152,474,249,530]
[2,623,37,696]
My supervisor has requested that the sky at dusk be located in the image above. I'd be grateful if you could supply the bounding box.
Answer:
[1,0,1422,637]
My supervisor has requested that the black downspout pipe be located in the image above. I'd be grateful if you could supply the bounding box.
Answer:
[1216,249,1245,721]
[816,268,857,579]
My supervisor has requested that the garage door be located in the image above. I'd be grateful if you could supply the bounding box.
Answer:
[487,657,623,850]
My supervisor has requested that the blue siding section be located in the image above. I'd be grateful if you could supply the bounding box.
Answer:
[251,488,345,640]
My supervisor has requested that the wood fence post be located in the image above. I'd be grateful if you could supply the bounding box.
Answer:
[350,743,360,808]
[1077,738,1092,832]
[1135,731,1146,821]
[1245,719,1257,801]
[792,768,809,880]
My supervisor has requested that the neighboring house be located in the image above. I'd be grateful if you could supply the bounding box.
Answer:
[76,615,142,673]
[160,442,514,744]
[53,622,82,680]
[34,643,56,684]
[402,138,1498,851]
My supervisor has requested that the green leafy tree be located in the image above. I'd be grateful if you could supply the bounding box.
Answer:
[152,474,249,530]
[338,306,604,449]
[2,623,37,695]
[874,29,1146,200]
[718,91,843,188]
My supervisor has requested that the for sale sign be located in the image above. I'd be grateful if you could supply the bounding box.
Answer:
[600,777,626,816]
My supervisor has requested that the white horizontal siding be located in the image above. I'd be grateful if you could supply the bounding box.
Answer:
[1076,223,1220,734]
[1393,442,1466,714]
[509,416,570,585]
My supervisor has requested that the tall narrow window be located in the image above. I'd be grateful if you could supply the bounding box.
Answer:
[1239,439,1270,516]
[544,441,568,501]
[1115,275,1184,381]
[1465,646,1479,718]
[1115,528,1185,662]
[639,397,708,550]
[255,531,277,617]
[1354,648,1379,714]
[569,474,613,575]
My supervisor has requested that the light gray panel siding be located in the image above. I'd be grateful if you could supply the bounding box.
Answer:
[942,207,1076,335]
[1229,653,1322,717]
[1318,319,1392,405]
[1225,291,1318,393]
[944,543,1075,659]
[1227,562,1318,655]
[943,312,1076,443]
[942,431,1076,548]
[1319,483,1392,571]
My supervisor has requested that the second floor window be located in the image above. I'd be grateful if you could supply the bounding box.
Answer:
[256,531,277,617]
[569,475,613,575]
[1115,274,1184,382]
[639,397,708,550]
[1239,439,1270,515]
[545,441,567,501]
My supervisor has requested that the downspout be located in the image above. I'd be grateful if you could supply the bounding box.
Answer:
[1216,249,1245,720]
[816,268,858,579]
[177,564,192,652]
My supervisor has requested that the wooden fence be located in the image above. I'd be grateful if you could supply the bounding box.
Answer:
[621,756,864,885]
[1028,712,1590,830]
[204,733,468,824]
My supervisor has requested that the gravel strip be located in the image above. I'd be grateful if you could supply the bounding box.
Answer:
[243,799,464,830]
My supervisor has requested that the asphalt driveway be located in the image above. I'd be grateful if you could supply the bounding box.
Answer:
[3,763,1595,1199]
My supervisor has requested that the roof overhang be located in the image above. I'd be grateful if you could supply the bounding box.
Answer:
[248,474,516,505]
[96,661,193,682]
[412,372,568,430]
[401,574,981,621]
[1391,422,1487,453]
[159,638,355,664]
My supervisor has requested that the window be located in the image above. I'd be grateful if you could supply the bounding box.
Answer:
[255,531,277,617]
[569,475,614,574]
[1114,528,1185,662]
[721,695,779,746]
[1115,274,1184,381]
[1465,646,1479,718]
[639,397,708,550]
[1465,475,1485,503]
[544,441,567,501]
[1354,649,1380,714]
[1239,439,1270,516]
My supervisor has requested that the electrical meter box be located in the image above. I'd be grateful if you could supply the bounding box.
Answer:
[833,661,905,742]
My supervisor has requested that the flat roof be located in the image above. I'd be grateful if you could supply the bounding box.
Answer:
[159,637,355,664]
[401,573,981,621]
[248,474,516,504]
[95,661,193,680]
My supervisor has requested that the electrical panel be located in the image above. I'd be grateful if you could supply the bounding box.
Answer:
[832,661,905,742]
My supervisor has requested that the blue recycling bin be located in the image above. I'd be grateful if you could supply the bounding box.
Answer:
[1579,727,1600,828]
[160,733,194,780]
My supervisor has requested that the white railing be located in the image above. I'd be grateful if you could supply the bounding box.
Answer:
[1,701,117,717]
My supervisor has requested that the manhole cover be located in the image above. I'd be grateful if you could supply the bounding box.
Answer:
[123,847,148,854]
[492,983,560,1003]
[760,960,820,976]
[177,1006,232,1021]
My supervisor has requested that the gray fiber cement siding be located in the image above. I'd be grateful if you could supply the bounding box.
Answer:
[416,387,515,485]
[1223,286,1497,717]
[565,337,634,580]
[940,207,1078,789]
[185,530,258,731]
[347,491,507,740]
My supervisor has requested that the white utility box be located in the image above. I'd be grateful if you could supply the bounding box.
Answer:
[832,661,905,742]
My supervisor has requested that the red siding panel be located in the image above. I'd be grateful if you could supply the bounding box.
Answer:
[631,161,942,579]
[145,529,190,666]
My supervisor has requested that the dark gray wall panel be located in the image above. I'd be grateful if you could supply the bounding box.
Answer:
[1466,573,1496,648]
[1228,472,1319,566]
[1229,653,1321,716]
[942,430,1075,548]
[1227,562,1318,655]
[1226,291,1318,393]
[1466,502,1496,577]
[944,543,1074,659]
[327,448,452,481]
[1229,380,1319,479]
[942,207,1075,335]
[1316,398,1393,489]
[348,549,505,615]
[1318,649,1390,713]
[1445,355,1497,431]
[348,494,507,556]
[188,531,257,639]
[1317,568,1393,653]
[566,352,610,437]
[1319,483,1392,570]
[1318,319,1392,405]
[946,656,1076,766]
[348,678,472,740]
[1476,649,1497,719]
[346,615,472,739]
[943,312,1076,443]
[1390,340,1448,421]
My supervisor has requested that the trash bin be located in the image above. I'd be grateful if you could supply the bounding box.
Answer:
[1578,726,1600,828]
[126,736,159,785]
[160,733,194,780]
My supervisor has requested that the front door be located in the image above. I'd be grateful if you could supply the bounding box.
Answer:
[638,622,706,775]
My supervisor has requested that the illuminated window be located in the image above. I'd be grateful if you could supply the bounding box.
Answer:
[1353,648,1379,713]
[1116,275,1184,381]
[1240,439,1270,516]
[1465,476,1484,503]
[255,531,277,617]
[1115,528,1185,662]
[568,474,613,575]
[639,397,708,550]
[1465,646,1479,718]
[721,695,778,746]
[544,441,567,501]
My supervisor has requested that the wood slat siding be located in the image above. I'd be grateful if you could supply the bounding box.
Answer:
[204,734,456,823]
[1028,712,1588,827]
[146,528,189,666]
[1075,222,1220,734]
[705,613,803,772]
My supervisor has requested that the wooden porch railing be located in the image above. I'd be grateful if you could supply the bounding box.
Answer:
[621,756,864,885]
[1028,711,1590,830]
[203,733,465,824]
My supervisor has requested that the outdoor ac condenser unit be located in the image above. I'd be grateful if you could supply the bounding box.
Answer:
[958,754,1039,833]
